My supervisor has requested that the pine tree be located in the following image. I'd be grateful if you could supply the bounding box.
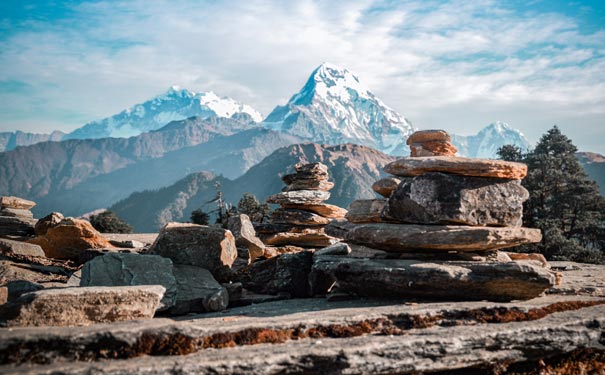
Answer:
[237,193,272,223]
[190,209,210,225]
[496,144,524,162]
[89,210,133,234]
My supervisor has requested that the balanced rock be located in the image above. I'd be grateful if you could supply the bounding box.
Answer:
[27,218,114,261]
[283,179,334,192]
[0,196,36,210]
[409,141,457,157]
[384,156,528,180]
[346,199,388,223]
[272,208,331,226]
[267,190,330,205]
[382,172,528,227]
[0,208,34,218]
[326,257,556,301]
[406,130,451,144]
[34,212,64,236]
[345,223,542,252]
[262,230,339,248]
[0,285,165,327]
[149,223,237,282]
[0,238,45,257]
[80,252,177,310]
[282,203,347,218]
[282,162,329,183]
[371,177,401,198]
[170,265,228,315]
[227,214,265,261]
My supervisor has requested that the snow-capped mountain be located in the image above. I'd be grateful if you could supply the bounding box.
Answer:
[64,86,263,140]
[451,121,531,158]
[262,62,416,155]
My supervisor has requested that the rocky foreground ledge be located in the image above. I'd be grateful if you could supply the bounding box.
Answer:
[1,261,604,375]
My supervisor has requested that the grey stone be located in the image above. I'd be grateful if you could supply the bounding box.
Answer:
[346,199,388,223]
[227,214,264,261]
[266,190,330,205]
[170,265,228,315]
[0,196,36,210]
[108,239,145,249]
[313,242,351,257]
[80,252,177,310]
[382,172,528,226]
[0,238,45,257]
[4,280,44,301]
[324,218,356,238]
[0,208,34,218]
[0,216,36,236]
[271,208,331,226]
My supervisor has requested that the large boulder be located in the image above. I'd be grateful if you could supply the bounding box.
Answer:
[382,172,528,226]
[0,285,165,327]
[34,212,64,236]
[266,190,330,205]
[170,265,228,315]
[227,214,265,261]
[149,223,237,282]
[27,218,114,261]
[80,252,177,310]
[384,156,528,179]
[0,238,45,257]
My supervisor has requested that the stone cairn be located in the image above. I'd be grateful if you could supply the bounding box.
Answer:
[317,130,559,302]
[257,162,347,255]
[0,196,37,237]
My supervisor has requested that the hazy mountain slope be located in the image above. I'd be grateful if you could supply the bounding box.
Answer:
[451,121,531,158]
[111,143,397,232]
[34,129,302,216]
[0,130,65,152]
[262,63,415,155]
[577,152,605,195]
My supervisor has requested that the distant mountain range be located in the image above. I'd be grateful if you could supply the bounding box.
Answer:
[577,152,605,195]
[0,130,65,152]
[451,121,531,158]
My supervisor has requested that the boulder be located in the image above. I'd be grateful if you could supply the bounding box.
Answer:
[327,257,557,301]
[271,208,331,226]
[345,223,542,252]
[406,129,451,144]
[266,190,330,205]
[0,196,36,210]
[382,172,528,227]
[80,252,177,310]
[0,285,165,327]
[0,238,45,257]
[346,199,388,223]
[371,177,401,198]
[149,223,237,282]
[282,203,347,218]
[4,280,44,301]
[384,156,528,179]
[234,251,313,298]
[227,214,265,261]
[170,265,228,315]
[27,218,114,261]
[262,231,339,248]
[34,212,64,236]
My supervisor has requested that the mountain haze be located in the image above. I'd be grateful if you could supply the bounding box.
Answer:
[451,121,531,158]
[0,130,65,152]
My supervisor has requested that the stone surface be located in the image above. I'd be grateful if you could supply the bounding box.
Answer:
[506,252,549,267]
[262,231,339,248]
[345,223,542,252]
[406,129,451,144]
[0,260,71,285]
[282,203,347,218]
[262,245,306,258]
[108,239,145,249]
[34,212,64,236]
[409,140,458,157]
[0,285,164,327]
[27,218,114,261]
[271,208,331,226]
[283,179,334,192]
[80,252,177,310]
[227,214,265,261]
[324,218,357,238]
[382,172,528,226]
[384,156,528,179]
[345,199,388,223]
[371,177,401,198]
[548,261,605,296]
[0,286,6,305]
[253,223,297,234]
[0,238,45,257]
[0,196,36,210]
[0,216,37,236]
[170,265,228,315]
[314,242,351,257]
[4,280,44,301]
[266,190,330,205]
[103,233,158,246]
[149,222,237,282]
[0,208,34,218]
[234,251,313,298]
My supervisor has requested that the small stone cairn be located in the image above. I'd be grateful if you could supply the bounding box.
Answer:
[258,162,347,254]
[0,196,38,237]
[320,130,559,302]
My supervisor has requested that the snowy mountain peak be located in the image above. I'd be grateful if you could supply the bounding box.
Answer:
[452,122,531,158]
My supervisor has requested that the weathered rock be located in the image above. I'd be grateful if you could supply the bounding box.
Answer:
[0,260,70,284]
[0,216,37,236]
[345,223,542,252]
[27,218,114,261]
[266,190,330,205]
[263,245,306,258]
[0,196,36,210]
[506,252,549,267]
[295,162,329,175]
[314,242,351,257]
[346,199,388,223]
[253,223,297,234]
[283,179,334,192]
[0,208,34,218]
[0,238,45,257]
[406,129,451,144]
[384,156,528,179]
[309,255,340,295]
[371,177,401,198]
[328,257,556,301]
[108,239,145,249]
[0,287,6,305]
[262,231,339,248]
[324,218,357,238]
[170,265,228,315]
[382,172,528,226]
[149,222,237,282]
[80,252,177,310]
[409,141,457,157]
[34,212,64,236]
[271,208,331,226]
[4,280,44,301]
[222,282,243,301]
[234,252,313,298]
[227,289,286,307]
[281,162,329,186]
[548,261,605,296]
[282,203,347,218]
[0,285,165,327]
[227,214,265,261]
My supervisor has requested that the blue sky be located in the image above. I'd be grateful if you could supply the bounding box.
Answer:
[1,0,604,152]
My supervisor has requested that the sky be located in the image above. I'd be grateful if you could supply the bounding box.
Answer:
[0,0,604,152]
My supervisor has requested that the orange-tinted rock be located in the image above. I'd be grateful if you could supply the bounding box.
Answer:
[28,218,114,261]
[506,252,549,267]
[282,203,347,218]
[409,141,457,157]
[384,156,528,179]
[0,196,36,210]
[262,231,339,248]
[371,177,401,198]
[34,212,64,236]
[406,130,451,145]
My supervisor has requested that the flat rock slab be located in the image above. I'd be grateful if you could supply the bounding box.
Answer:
[102,233,158,246]
[384,156,528,179]
[0,216,37,236]
[548,261,605,297]
[345,223,542,252]
[371,177,401,198]
[283,179,334,192]
[346,199,388,223]
[271,208,331,226]
[0,285,165,327]
[406,129,451,144]
[282,203,347,218]
[325,257,556,301]
[262,231,339,248]
[0,238,45,257]
[382,172,528,226]
[266,190,330,205]
[0,196,36,210]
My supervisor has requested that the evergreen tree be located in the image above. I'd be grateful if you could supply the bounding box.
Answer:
[237,193,272,223]
[190,209,210,225]
[89,210,133,234]
[496,144,524,162]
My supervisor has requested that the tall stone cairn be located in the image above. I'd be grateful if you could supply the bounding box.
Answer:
[258,162,347,254]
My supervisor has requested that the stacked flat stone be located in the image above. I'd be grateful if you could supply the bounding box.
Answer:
[407,129,457,157]
[261,163,346,251]
[0,196,38,237]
